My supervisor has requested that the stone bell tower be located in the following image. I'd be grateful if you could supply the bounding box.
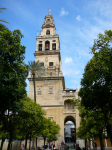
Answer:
[28,11,84,147]
[35,11,63,78]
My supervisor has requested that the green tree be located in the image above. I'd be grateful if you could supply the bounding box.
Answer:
[28,60,45,148]
[0,24,28,115]
[0,24,28,150]
[78,30,112,144]
[42,118,60,146]
[71,99,106,150]
[16,96,45,149]
[0,95,45,150]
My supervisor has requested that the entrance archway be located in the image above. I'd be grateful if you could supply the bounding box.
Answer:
[64,116,76,144]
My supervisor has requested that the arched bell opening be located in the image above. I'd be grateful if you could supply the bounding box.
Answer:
[46,30,50,35]
[64,116,76,144]
[45,41,50,50]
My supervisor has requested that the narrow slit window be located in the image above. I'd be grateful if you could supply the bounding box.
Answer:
[39,44,42,51]
[52,44,56,50]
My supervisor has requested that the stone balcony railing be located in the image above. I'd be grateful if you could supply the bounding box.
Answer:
[29,72,63,78]
[36,34,59,38]
[34,50,60,55]
[62,92,76,97]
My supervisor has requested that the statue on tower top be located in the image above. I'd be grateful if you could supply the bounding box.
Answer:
[48,9,51,15]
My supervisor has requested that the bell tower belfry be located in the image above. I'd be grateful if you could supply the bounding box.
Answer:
[35,11,63,78]
[28,12,84,147]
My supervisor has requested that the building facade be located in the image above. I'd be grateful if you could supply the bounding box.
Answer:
[28,12,84,147]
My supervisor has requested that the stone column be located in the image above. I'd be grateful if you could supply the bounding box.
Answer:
[50,40,52,50]
[42,40,45,51]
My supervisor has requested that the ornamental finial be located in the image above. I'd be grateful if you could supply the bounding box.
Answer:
[48,9,51,15]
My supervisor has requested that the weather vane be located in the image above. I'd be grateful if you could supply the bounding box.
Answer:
[48,9,51,15]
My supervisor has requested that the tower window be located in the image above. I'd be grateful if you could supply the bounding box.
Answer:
[49,62,53,66]
[46,30,50,35]
[52,44,56,50]
[39,44,42,51]
[45,41,50,50]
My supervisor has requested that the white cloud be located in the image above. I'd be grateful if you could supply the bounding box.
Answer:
[65,57,73,63]
[76,15,81,21]
[60,8,69,16]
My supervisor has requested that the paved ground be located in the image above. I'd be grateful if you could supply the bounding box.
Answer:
[65,143,112,150]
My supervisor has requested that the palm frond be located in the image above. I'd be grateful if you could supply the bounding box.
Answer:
[0,8,6,13]
[0,19,9,24]
[28,60,45,75]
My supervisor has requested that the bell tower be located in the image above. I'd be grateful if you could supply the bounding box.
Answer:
[28,11,65,106]
[35,11,63,77]
[28,12,84,147]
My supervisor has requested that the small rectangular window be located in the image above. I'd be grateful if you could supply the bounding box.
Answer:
[48,117,53,121]
[49,62,53,66]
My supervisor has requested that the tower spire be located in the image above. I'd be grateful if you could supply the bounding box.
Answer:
[48,9,51,15]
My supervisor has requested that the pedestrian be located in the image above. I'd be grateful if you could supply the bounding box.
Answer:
[45,145,48,150]
[53,143,55,150]
[20,144,26,150]
[47,142,49,150]
[57,143,60,150]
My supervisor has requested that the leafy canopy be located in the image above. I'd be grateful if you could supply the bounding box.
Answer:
[0,24,28,116]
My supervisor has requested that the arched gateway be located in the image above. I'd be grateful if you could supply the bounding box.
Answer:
[64,116,76,143]
[28,11,84,147]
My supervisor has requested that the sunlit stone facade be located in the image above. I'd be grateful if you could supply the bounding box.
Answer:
[28,12,84,147]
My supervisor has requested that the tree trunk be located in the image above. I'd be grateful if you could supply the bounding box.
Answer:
[9,142,12,150]
[7,137,12,150]
[33,74,36,149]
[106,121,112,145]
[20,139,22,146]
[0,138,5,150]
[29,135,31,150]
[36,137,37,149]
[99,134,104,150]
[89,138,90,149]
[33,74,36,103]
[32,137,35,148]
[44,137,46,146]
[85,139,87,149]
[25,136,28,149]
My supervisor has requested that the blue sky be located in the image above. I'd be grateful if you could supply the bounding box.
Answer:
[1,0,112,93]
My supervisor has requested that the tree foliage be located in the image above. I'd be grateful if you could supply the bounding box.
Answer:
[0,24,29,150]
[42,118,60,145]
[78,30,112,144]
[0,24,29,116]
[28,60,45,76]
